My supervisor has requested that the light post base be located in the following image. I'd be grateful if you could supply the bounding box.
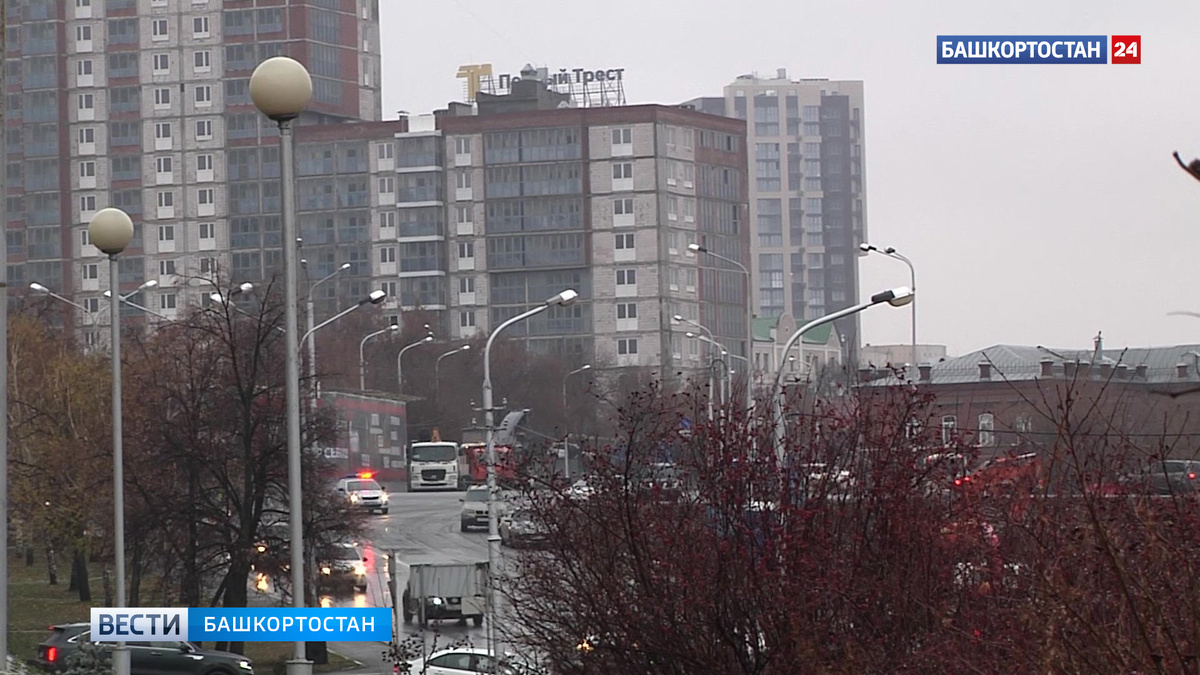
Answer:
[112,644,130,675]
[286,658,314,675]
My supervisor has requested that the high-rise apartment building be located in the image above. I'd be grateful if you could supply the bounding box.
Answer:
[686,69,866,359]
[5,0,382,344]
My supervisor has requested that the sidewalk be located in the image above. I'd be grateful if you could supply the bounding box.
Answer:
[328,641,392,674]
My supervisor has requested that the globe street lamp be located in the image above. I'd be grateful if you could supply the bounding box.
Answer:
[359,324,399,391]
[861,243,917,374]
[771,287,915,463]
[89,207,135,675]
[482,289,578,654]
[435,344,472,409]
[250,56,313,675]
[688,243,754,411]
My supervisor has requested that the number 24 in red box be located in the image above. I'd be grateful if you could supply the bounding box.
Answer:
[1112,35,1140,64]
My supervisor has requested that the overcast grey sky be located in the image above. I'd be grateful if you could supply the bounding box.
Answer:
[379,0,1200,356]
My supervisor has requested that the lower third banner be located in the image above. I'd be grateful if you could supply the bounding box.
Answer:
[91,608,392,642]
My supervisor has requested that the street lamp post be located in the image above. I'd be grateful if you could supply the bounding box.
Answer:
[861,244,917,374]
[688,332,749,405]
[88,207,135,675]
[482,289,578,655]
[302,261,350,398]
[561,364,591,480]
[250,56,313,675]
[674,315,717,420]
[359,325,399,391]
[397,330,434,395]
[689,243,754,412]
[771,287,914,464]
[435,345,472,409]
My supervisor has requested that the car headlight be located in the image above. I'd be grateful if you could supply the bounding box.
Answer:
[430,596,444,606]
[321,566,331,575]
[350,493,360,502]
[380,493,389,503]
[238,660,252,671]
[353,563,367,576]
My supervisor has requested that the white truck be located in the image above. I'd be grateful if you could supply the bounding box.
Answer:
[400,560,489,627]
[408,431,461,491]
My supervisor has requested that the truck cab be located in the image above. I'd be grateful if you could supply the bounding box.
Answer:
[409,441,461,491]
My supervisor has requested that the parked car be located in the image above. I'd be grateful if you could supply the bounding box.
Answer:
[1126,459,1200,495]
[406,647,536,675]
[499,509,550,549]
[35,623,254,675]
[317,541,368,593]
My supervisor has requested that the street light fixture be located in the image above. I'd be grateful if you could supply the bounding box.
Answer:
[562,364,591,481]
[1174,152,1200,184]
[208,281,255,305]
[301,289,386,361]
[435,344,472,409]
[359,324,400,391]
[302,261,352,395]
[673,315,717,420]
[688,243,754,411]
[89,207,135,675]
[250,55,313,675]
[861,243,918,374]
[771,286,914,462]
[483,289,578,654]
[397,327,435,395]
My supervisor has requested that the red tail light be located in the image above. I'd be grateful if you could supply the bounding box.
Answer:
[47,647,58,662]
[954,479,962,486]
[1189,472,1196,480]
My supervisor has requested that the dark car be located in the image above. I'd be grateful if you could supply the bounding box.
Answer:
[36,623,254,675]
[1126,460,1200,496]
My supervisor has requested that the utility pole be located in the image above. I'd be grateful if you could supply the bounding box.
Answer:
[0,1,10,666]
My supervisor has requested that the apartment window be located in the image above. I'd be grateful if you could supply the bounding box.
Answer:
[79,161,95,180]
[611,128,632,145]
[193,16,210,38]
[79,195,96,213]
[379,211,396,231]
[454,137,470,155]
[198,188,215,206]
[154,122,172,141]
[153,53,170,73]
[613,198,634,216]
[458,277,475,293]
[195,119,213,141]
[200,257,216,273]
[458,242,474,259]
[614,233,634,251]
[158,224,175,243]
[459,311,476,328]
[159,293,177,310]
[455,205,472,224]
[456,171,471,189]
[83,263,99,281]
[158,259,176,277]
[156,156,173,176]
[941,415,957,445]
[617,338,638,355]
[152,19,168,40]
[616,302,637,319]
[612,163,633,179]
[199,222,215,240]
[154,88,172,109]
[157,192,174,208]
[195,85,212,106]
[76,93,94,116]
[379,247,396,264]
[193,50,211,73]
[75,25,92,42]
[616,269,636,286]
[378,143,394,160]
[76,59,94,82]
[197,154,213,172]
[978,413,995,447]
[378,177,395,193]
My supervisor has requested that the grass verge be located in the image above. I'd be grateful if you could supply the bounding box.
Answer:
[7,556,360,673]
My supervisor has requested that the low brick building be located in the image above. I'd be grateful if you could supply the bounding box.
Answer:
[317,390,409,483]
[860,336,1200,457]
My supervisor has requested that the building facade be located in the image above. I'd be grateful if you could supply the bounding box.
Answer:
[685,69,867,359]
[5,0,382,343]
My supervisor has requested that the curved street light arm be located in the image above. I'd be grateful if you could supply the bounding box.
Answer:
[301,294,377,347]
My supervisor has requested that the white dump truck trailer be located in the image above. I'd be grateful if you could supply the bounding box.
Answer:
[395,559,490,627]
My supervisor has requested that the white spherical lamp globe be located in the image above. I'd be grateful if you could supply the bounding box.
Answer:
[88,208,135,256]
[249,57,313,120]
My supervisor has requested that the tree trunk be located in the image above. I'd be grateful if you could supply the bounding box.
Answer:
[45,544,58,585]
[101,562,112,606]
[222,559,252,655]
[68,549,79,592]
[182,477,201,607]
[25,546,34,567]
[74,550,92,602]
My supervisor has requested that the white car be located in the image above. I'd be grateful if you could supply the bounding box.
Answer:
[335,473,389,514]
[406,647,501,674]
